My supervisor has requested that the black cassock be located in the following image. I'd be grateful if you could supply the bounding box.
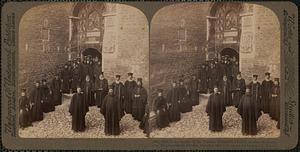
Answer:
[237,94,262,135]
[101,94,124,135]
[232,78,246,107]
[69,93,88,132]
[19,96,32,128]
[112,82,125,115]
[206,93,225,132]
[231,63,239,81]
[248,81,261,110]
[71,67,81,92]
[218,80,232,106]
[261,80,273,113]
[51,78,62,106]
[178,85,192,113]
[198,67,208,93]
[154,96,170,129]
[94,78,108,108]
[166,87,181,122]
[40,85,55,113]
[82,80,94,106]
[270,85,280,121]
[124,80,137,114]
[208,66,218,91]
[61,67,72,93]
[189,78,200,106]
[139,104,150,134]
[132,86,148,121]
[29,87,43,122]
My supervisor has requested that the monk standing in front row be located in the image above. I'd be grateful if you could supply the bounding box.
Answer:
[69,86,88,132]
[206,86,226,132]
[237,87,262,135]
[101,86,124,136]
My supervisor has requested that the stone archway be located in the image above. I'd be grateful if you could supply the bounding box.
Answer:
[220,48,239,60]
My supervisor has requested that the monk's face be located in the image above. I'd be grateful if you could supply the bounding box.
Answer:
[21,92,25,96]
[137,81,141,86]
[223,76,227,81]
[274,81,279,85]
[108,89,113,95]
[99,74,104,79]
[252,77,257,81]
[35,83,39,87]
[86,76,90,81]
[172,83,176,87]
[77,87,81,93]
[158,92,162,97]
[246,88,250,93]
[213,88,218,93]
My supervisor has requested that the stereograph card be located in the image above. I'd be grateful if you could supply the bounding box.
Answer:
[1,1,298,150]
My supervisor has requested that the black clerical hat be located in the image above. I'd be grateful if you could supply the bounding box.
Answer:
[253,74,258,78]
[35,80,40,84]
[127,72,133,76]
[137,78,142,82]
[100,72,104,75]
[274,78,279,81]
[265,72,271,76]
[21,88,26,92]
[237,71,242,75]
[42,79,47,82]
[115,75,121,78]
[157,89,163,93]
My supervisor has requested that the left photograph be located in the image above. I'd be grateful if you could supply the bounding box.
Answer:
[18,2,149,138]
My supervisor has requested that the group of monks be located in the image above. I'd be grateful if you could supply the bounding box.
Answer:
[154,56,280,136]
[19,55,149,136]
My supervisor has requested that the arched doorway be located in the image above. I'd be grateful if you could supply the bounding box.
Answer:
[82,48,102,62]
[220,48,239,61]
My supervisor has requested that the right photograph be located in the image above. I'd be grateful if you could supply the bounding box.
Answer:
[149,2,281,138]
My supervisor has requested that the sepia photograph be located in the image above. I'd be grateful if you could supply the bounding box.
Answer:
[149,2,281,138]
[18,2,150,138]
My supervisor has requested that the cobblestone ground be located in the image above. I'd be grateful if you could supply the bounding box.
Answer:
[19,94,147,138]
[150,94,280,138]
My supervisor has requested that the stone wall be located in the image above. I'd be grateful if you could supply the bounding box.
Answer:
[240,4,280,84]
[149,3,210,108]
[18,3,73,93]
[102,4,149,91]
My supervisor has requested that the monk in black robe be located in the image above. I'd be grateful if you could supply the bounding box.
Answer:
[94,72,108,108]
[206,86,226,132]
[101,86,124,136]
[178,79,192,113]
[69,86,88,132]
[198,64,208,93]
[270,78,280,121]
[19,89,32,128]
[82,75,94,106]
[40,79,55,113]
[61,64,71,93]
[261,72,273,114]
[189,75,200,106]
[154,89,170,129]
[29,81,43,122]
[93,61,102,82]
[132,78,148,121]
[71,63,81,93]
[231,60,239,82]
[218,75,232,106]
[232,72,246,107]
[112,75,125,118]
[238,88,262,135]
[139,103,150,136]
[124,73,137,114]
[166,81,181,122]
[51,74,62,106]
[248,75,261,110]
[208,63,218,93]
